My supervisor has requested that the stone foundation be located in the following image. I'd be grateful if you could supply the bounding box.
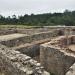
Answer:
[0,44,50,75]
[0,27,75,75]
[0,30,58,47]
[40,45,75,75]
[40,35,75,75]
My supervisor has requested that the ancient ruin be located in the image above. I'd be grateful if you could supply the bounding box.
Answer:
[0,27,75,75]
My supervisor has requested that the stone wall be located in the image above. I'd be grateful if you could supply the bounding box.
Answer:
[0,26,75,36]
[15,44,40,58]
[17,28,52,35]
[0,28,53,35]
[0,30,58,47]
[40,44,75,75]
[0,44,50,75]
[15,38,51,58]
[0,29,17,35]
[72,35,75,44]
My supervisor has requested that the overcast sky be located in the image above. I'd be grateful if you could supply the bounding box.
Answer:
[0,0,75,17]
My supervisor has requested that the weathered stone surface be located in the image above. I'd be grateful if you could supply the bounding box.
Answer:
[0,29,17,35]
[15,38,51,58]
[40,35,75,75]
[0,27,75,75]
[0,30,58,47]
[0,44,50,75]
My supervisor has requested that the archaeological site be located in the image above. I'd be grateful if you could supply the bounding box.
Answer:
[0,26,75,75]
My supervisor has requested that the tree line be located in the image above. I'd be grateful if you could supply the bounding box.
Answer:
[0,10,75,26]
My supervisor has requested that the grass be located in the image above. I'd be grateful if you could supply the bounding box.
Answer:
[0,25,45,29]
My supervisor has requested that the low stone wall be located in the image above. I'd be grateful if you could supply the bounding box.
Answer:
[0,44,50,75]
[40,44,75,75]
[0,26,75,36]
[0,28,53,35]
[15,44,40,58]
[72,35,75,44]
[0,29,17,35]
[0,30,59,47]
[17,28,52,35]
[15,38,51,58]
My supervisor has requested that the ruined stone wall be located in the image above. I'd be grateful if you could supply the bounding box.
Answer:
[0,28,52,35]
[15,38,51,58]
[40,45,75,75]
[1,30,58,47]
[72,36,75,44]
[0,52,21,75]
[59,35,75,46]
[0,26,75,36]
[0,29,17,35]
[15,44,40,58]
[17,28,52,35]
[0,44,50,75]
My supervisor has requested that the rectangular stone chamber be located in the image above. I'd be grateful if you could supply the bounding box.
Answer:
[40,45,75,75]
[0,29,59,62]
[0,44,50,75]
[40,35,75,75]
[0,28,57,75]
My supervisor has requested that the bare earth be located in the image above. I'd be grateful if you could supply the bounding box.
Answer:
[0,33,26,41]
[69,45,75,52]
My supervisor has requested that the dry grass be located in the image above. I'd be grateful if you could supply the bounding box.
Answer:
[0,25,45,29]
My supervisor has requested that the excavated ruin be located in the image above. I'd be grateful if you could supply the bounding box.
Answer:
[0,27,75,75]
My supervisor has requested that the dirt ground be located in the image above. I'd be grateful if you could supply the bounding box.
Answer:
[0,33,26,41]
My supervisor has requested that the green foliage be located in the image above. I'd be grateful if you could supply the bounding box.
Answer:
[0,10,75,26]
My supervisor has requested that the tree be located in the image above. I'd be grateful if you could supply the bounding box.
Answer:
[0,10,75,26]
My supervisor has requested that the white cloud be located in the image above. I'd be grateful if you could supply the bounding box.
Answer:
[0,0,75,16]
